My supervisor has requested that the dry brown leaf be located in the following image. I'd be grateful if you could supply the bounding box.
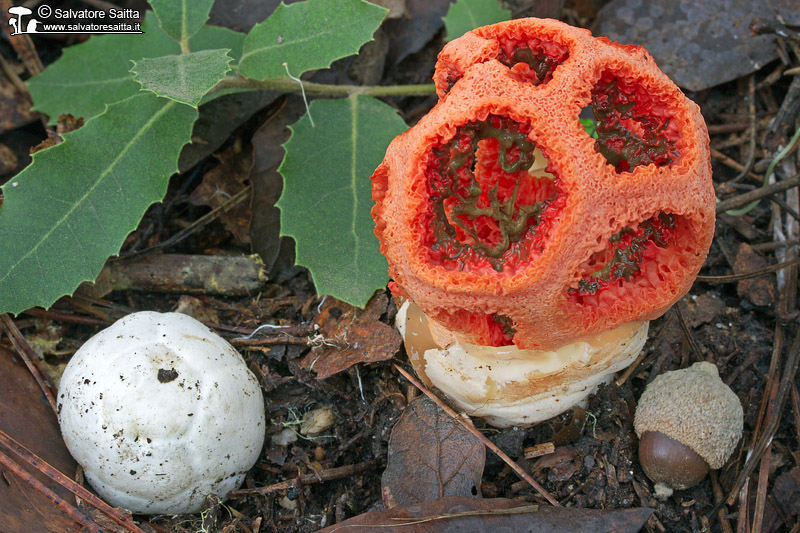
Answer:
[0,345,81,532]
[0,74,37,134]
[302,292,401,379]
[189,140,253,243]
[384,0,451,65]
[29,114,85,154]
[683,292,726,328]
[0,143,18,176]
[773,467,800,516]
[320,495,654,532]
[381,397,485,509]
[249,97,308,273]
[734,243,776,307]
[594,0,800,92]
[178,91,278,173]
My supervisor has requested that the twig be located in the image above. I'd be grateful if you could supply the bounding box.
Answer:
[752,432,773,533]
[715,173,800,213]
[0,0,44,75]
[752,330,781,533]
[708,123,750,135]
[0,429,143,532]
[674,304,702,363]
[0,313,57,413]
[211,75,436,99]
[523,442,555,459]
[214,322,314,337]
[120,186,251,260]
[751,239,800,252]
[695,257,800,283]
[725,126,800,216]
[0,449,104,532]
[230,459,378,496]
[229,336,309,346]
[765,76,800,144]
[392,364,561,507]
[730,75,757,183]
[615,346,649,386]
[736,481,749,533]
[770,195,800,222]
[710,147,763,182]
[723,327,800,507]
[22,307,109,327]
[0,49,30,97]
[710,471,733,533]
[616,317,674,386]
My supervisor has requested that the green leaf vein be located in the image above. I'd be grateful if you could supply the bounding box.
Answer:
[350,95,360,277]
[0,99,176,288]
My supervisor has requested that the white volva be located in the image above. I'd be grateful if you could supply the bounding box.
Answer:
[57,312,265,514]
[397,301,648,427]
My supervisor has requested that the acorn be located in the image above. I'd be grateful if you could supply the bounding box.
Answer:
[634,362,743,497]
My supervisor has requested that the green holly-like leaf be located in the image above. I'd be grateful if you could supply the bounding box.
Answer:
[150,0,215,43]
[0,93,197,315]
[278,96,407,307]
[443,0,510,41]
[27,12,244,124]
[239,0,387,81]
[131,49,233,107]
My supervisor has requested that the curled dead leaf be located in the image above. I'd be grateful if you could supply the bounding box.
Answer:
[302,291,401,379]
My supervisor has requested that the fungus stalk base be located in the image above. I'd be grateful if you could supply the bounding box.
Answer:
[397,301,648,427]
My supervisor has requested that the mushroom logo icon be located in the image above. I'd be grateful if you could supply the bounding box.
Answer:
[7,5,40,35]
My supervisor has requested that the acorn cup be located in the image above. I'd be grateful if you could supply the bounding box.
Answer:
[634,362,743,498]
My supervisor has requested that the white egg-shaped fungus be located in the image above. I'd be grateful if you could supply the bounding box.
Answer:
[57,311,265,515]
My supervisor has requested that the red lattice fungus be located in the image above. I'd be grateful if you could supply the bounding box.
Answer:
[371,18,714,351]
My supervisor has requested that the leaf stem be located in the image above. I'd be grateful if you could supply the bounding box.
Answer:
[211,75,436,98]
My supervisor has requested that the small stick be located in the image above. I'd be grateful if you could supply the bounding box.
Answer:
[710,148,763,182]
[0,50,29,97]
[730,75,757,183]
[22,307,109,327]
[0,0,44,75]
[616,316,674,386]
[0,429,143,532]
[736,480,749,533]
[0,313,57,413]
[791,385,800,448]
[715,173,800,213]
[523,442,555,459]
[750,319,786,533]
[230,459,378,496]
[710,471,733,533]
[229,336,309,347]
[695,257,800,283]
[751,239,800,252]
[393,364,561,507]
[0,450,104,532]
[615,346,649,386]
[708,123,750,135]
[752,442,773,533]
[674,304,702,363]
[724,328,800,506]
[121,187,251,259]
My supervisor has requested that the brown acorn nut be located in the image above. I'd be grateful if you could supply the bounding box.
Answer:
[634,362,743,494]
